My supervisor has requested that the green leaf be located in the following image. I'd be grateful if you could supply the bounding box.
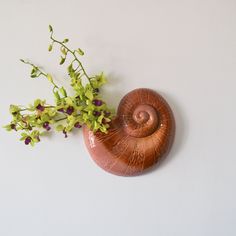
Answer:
[41,113,50,122]
[97,114,104,124]
[65,125,73,132]
[67,64,74,74]
[60,47,67,55]
[49,25,53,32]
[59,56,66,65]
[33,99,43,108]
[65,97,73,105]
[31,130,40,137]
[82,113,89,121]
[9,105,20,114]
[96,72,107,87]
[71,77,83,90]
[31,68,36,75]
[100,125,108,133]
[93,121,100,131]
[20,132,28,138]
[91,80,99,88]
[56,125,64,131]
[3,124,12,131]
[77,48,84,56]
[48,109,57,117]
[63,38,69,43]
[67,116,75,122]
[59,87,67,97]
[54,91,61,101]
[30,141,35,147]
[85,90,93,100]
[30,74,37,78]
[48,44,53,52]
[32,137,40,143]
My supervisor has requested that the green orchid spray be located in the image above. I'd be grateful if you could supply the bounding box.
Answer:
[4,25,114,146]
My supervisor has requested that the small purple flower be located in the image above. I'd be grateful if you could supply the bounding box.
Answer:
[92,99,103,106]
[43,122,51,131]
[63,129,68,138]
[25,136,31,145]
[74,122,82,128]
[93,111,101,117]
[66,106,74,115]
[36,104,45,112]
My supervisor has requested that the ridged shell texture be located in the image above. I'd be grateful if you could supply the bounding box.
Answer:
[83,88,175,176]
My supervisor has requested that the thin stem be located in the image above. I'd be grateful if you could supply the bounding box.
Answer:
[54,116,67,122]
[21,60,47,77]
[51,81,59,89]
[45,105,56,108]
[20,59,59,89]
[50,32,93,87]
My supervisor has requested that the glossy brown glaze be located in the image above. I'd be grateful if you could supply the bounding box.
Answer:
[83,88,175,176]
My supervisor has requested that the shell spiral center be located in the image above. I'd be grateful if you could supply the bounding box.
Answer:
[124,104,159,138]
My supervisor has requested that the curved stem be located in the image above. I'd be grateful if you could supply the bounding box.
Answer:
[22,60,47,77]
[20,59,59,90]
[50,32,93,87]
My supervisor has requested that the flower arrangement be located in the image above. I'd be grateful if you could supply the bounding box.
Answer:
[4,25,114,146]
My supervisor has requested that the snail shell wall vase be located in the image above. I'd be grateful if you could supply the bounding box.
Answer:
[83,88,175,176]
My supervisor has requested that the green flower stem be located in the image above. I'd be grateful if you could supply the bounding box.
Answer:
[54,116,67,122]
[20,59,59,89]
[49,32,93,87]
[20,60,46,76]
[44,105,55,108]
[4,25,114,146]
[17,123,26,129]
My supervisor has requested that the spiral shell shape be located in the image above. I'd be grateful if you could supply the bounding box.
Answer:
[83,88,175,176]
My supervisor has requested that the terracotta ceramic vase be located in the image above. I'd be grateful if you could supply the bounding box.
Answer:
[83,88,175,176]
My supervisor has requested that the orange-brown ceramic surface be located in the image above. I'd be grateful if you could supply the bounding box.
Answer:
[83,88,175,176]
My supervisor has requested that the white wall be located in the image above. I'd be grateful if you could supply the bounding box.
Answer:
[0,0,236,235]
